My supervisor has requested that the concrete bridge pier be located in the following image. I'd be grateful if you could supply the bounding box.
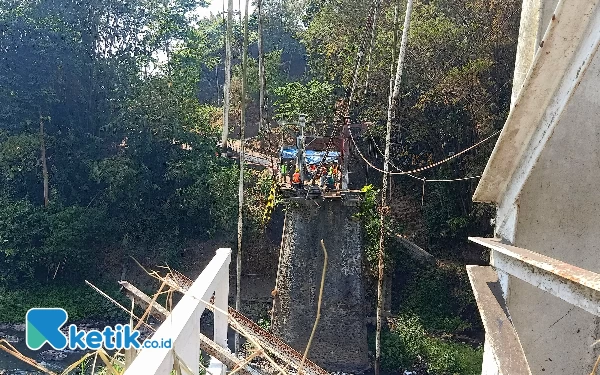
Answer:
[271,198,369,373]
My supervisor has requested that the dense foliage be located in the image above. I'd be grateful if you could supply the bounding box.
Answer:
[0,0,521,372]
[301,0,520,372]
[0,0,242,283]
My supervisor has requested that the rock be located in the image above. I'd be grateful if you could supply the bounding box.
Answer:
[10,324,25,332]
[0,333,19,343]
[39,350,68,361]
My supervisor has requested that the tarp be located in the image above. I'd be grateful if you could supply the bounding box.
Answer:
[280,147,297,160]
[280,147,340,164]
[305,150,340,164]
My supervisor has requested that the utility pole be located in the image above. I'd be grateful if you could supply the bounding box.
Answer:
[375,1,413,374]
[222,0,233,154]
[235,0,250,355]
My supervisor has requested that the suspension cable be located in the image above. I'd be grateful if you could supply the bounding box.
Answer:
[346,2,519,177]
[349,126,499,175]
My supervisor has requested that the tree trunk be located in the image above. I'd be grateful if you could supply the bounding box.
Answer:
[348,4,377,107]
[235,0,250,355]
[363,0,381,96]
[375,1,414,374]
[258,0,267,134]
[222,0,234,153]
[40,114,49,207]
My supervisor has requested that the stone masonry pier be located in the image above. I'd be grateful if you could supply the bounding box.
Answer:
[271,199,369,373]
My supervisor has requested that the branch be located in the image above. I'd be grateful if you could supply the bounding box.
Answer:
[299,239,328,375]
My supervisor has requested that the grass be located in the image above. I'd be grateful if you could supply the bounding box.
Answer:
[376,313,482,375]
[0,282,128,323]
[372,259,484,374]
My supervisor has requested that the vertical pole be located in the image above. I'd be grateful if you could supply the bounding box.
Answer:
[349,2,377,107]
[258,0,266,133]
[39,113,49,207]
[222,0,233,153]
[363,0,381,96]
[375,1,414,374]
[342,117,350,190]
[298,114,306,181]
[235,0,250,355]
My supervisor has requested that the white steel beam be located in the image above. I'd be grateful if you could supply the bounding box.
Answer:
[467,266,530,375]
[469,237,600,316]
[474,0,600,204]
[124,248,231,375]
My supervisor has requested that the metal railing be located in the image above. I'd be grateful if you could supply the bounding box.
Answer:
[123,248,231,375]
[468,237,600,375]
[469,237,600,316]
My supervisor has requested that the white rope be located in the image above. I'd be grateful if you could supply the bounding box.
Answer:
[349,126,499,176]
[369,136,483,182]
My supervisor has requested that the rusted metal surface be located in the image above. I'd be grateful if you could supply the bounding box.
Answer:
[469,237,600,316]
[119,280,259,375]
[169,275,330,375]
[228,309,329,375]
[466,266,531,375]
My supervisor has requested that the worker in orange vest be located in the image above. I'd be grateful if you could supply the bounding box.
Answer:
[332,163,340,189]
[292,169,302,189]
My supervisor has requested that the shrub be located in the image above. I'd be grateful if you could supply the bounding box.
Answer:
[380,314,482,375]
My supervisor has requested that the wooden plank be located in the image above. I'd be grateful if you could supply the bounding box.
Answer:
[118,281,170,319]
[469,237,600,316]
[394,235,435,265]
[467,265,531,375]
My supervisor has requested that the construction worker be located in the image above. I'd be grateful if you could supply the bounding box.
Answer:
[319,164,328,188]
[292,168,302,189]
[308,163,317,179]
[326,172,335,190]
[280,162,288,184]
[332,163,340,190]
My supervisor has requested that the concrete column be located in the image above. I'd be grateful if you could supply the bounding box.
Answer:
[271,199,368,372]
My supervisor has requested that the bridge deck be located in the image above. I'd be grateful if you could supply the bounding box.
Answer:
[279,185,364,202]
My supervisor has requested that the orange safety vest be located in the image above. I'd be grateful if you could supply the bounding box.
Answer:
[292,172,301,183]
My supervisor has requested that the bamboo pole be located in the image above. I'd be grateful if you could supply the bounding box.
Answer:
[236,0,250,355]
